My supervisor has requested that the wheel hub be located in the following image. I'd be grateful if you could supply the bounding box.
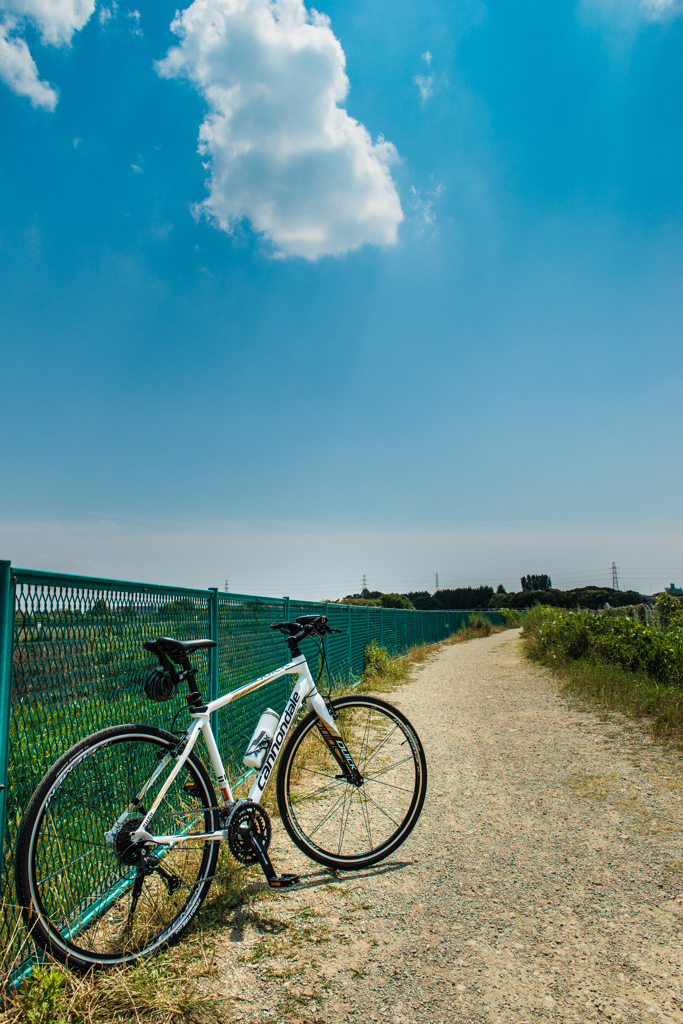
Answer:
[113,816,147,865]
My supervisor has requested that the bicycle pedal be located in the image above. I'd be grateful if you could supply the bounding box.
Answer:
[183,781,201,798]
[268,873,300,888]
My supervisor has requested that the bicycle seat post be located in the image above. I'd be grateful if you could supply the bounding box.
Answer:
[180,656,209,714]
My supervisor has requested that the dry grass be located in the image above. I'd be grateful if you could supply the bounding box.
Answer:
[1,935,227,1024]
[533,655,683,745]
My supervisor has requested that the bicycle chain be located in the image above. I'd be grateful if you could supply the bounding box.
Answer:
[123,800,259,890]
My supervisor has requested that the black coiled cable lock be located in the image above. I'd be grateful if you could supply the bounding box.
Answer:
[144,666,178,703]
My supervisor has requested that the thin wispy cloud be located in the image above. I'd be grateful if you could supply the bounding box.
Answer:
[414,50,434,104]
[98,3,142,34]
[157,0,403,260]
[640,0,682,16]
[581,0,683,22]
[0,0,95,107]
[410,180,444,233]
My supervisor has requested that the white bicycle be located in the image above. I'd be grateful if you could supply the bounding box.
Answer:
[16,614,427,970]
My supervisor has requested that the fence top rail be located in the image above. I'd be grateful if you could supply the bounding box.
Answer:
[10,566,212,598]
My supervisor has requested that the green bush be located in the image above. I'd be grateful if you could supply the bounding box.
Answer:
[523,604,683,686]
[656,591,683,632]
[363,640,392,677]
[379,593,415,610]
[500,607,524,627]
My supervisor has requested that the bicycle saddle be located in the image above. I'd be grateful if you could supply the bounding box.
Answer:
[143,637,217,657]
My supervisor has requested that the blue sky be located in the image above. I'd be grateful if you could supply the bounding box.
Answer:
[1,0,682,598]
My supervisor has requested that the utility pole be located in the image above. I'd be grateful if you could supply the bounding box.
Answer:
[224,580,229,593]
[435,572,439,592]
[611,562,619,591]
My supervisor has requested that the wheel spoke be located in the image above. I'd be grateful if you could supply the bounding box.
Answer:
[279,696,425,868]
[18,728,219,967]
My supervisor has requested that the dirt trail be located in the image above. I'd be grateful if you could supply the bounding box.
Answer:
[212,629,683,1023]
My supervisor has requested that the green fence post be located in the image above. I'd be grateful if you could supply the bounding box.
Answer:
[208,588,220,744]
[347,604,352,681]
[283,596,291,670]
[0,561,15,859]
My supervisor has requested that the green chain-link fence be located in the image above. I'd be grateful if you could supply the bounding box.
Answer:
[0,559,501,976]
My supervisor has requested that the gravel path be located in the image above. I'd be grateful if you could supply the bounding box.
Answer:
[212,629,683,1023]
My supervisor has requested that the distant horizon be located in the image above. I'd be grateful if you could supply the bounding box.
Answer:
[2,514,681,601]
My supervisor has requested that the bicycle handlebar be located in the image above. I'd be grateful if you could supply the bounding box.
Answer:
[269,615,342,641]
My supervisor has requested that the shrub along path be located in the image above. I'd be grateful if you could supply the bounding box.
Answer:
[209,629,683,1023]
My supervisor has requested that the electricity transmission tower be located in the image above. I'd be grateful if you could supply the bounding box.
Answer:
[611,562,620,591]
[362,574,367,591]
[224,580,229,593]
[435,572,439,592]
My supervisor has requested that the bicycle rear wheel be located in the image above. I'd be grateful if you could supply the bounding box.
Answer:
[16,724,219,970]
[276,694,427,870]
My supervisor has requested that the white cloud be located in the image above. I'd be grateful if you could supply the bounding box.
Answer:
[1,0,95,45]
[0,16,57,107]
[157,0,403,260]
[0,0,95,106]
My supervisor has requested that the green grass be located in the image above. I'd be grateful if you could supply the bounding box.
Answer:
[532,654,683,742]
[522,601,683,743]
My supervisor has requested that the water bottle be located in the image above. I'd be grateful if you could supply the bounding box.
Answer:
[243,708,280,769]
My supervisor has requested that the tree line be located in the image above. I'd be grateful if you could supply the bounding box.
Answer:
[338,577,651,612]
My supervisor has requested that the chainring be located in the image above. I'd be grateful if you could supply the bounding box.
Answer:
[227,802,271,865]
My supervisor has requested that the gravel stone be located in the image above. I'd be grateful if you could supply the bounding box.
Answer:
[213,629,683,1023]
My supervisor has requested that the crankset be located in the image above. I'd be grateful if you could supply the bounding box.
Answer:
[225,801,299,889]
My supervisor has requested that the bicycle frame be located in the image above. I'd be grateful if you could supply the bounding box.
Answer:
[129,652,340,847]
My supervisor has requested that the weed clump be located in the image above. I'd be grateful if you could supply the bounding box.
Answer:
[359,640,411,693]
[1,940,227,1024]
[522,594,683,741]
[467,613,492,636]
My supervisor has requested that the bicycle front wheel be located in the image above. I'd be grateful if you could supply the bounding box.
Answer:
[16,724,220,970]
[276,694,427,870]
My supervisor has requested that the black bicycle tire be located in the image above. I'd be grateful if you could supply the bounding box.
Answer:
[16,723,219,970]
[276,694,427,870]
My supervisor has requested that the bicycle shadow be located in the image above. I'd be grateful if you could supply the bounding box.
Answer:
[215,861,414,943]
[282,859,414,891]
